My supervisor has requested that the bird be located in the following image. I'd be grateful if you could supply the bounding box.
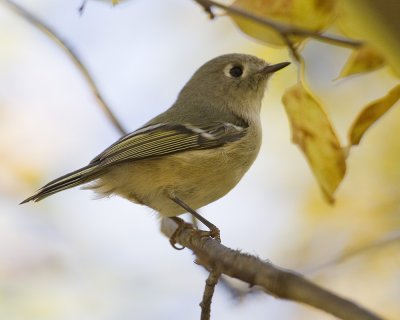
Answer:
[21,53,289,243]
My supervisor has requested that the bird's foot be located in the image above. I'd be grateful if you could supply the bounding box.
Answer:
[169,217,194,250]
[200,225,221,243]
[168,217,221,250]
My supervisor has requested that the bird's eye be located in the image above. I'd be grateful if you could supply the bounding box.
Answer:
[229,65,243,78]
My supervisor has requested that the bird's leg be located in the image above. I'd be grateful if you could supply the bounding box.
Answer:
[170,196,221,242]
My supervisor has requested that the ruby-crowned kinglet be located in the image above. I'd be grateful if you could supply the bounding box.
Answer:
[21,54,289,237]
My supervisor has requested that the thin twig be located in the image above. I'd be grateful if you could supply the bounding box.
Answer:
[200,268,221,320]
[195,0,215,19]
[78,0,88,14]
[194,0,363,49]
[305,231,400,275]
[281,33,301,62]
[3,0,127,135]
[161,219,383,320]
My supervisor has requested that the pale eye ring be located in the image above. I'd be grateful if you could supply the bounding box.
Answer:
[229,65,243,78]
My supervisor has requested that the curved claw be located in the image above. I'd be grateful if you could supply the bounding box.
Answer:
[168,217,191,250]
[170,240,185,250]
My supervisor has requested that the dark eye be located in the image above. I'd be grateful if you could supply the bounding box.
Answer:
[229,65,243,78]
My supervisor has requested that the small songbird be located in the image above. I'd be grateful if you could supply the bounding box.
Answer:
[21,54,289,240]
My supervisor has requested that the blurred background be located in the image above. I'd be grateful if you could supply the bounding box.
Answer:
[0,0,399,319]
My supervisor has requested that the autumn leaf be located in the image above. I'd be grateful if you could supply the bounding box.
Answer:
[282,83,346,203]
[348,84,400,146]
[336,1,400,76]
[339,45,385,78]
[230,0,337,46]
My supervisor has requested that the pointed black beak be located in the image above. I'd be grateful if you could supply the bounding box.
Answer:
[261,61,291,74]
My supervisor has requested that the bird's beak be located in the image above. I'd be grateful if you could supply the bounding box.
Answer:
[261,61,291,74]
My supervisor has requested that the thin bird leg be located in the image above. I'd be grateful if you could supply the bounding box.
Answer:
[170,196,221,242]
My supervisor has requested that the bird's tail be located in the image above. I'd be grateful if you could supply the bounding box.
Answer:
[20,164,102,204]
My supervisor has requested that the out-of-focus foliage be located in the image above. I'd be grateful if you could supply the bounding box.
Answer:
[282,84,345,203]
[230,0,337,46]
[0,156,41,196]
[338,0,400,75]
[339,45,385,78]
[348,84,400,146]
[226,1,400,318]
[227,0,400,203]
[0,109,42,197]
[294,101,400,319]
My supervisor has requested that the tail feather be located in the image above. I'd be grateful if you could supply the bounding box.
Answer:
[20,164,102,204]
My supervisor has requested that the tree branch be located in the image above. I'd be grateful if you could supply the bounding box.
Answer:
[200,267,221,320]
[161,219,383,320]
[305,230,400,275]
[2,0,127,135]
[194,0,364,49]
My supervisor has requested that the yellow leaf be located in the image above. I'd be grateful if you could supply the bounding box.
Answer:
[335,1,363,39]
[339,45,385,78]
[230,0,337,46]
[111,0,120,5]
[336,1,400,76]
[348,84,400,146]
[282,84,346,203]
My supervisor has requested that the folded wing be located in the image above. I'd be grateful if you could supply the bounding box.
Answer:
[21,122,247,203]
[91,122,247,165]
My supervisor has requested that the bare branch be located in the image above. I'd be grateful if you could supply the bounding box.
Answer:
[194,0,364,49]
[78,0,88,14]
[161,219,383,320]
[281,33,301,62]
[306,230,400,275]
[200,268,221,320]
[3,0,127,135]
[194,0,215,19]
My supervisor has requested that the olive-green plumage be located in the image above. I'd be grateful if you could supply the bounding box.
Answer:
[21,54,289,217]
